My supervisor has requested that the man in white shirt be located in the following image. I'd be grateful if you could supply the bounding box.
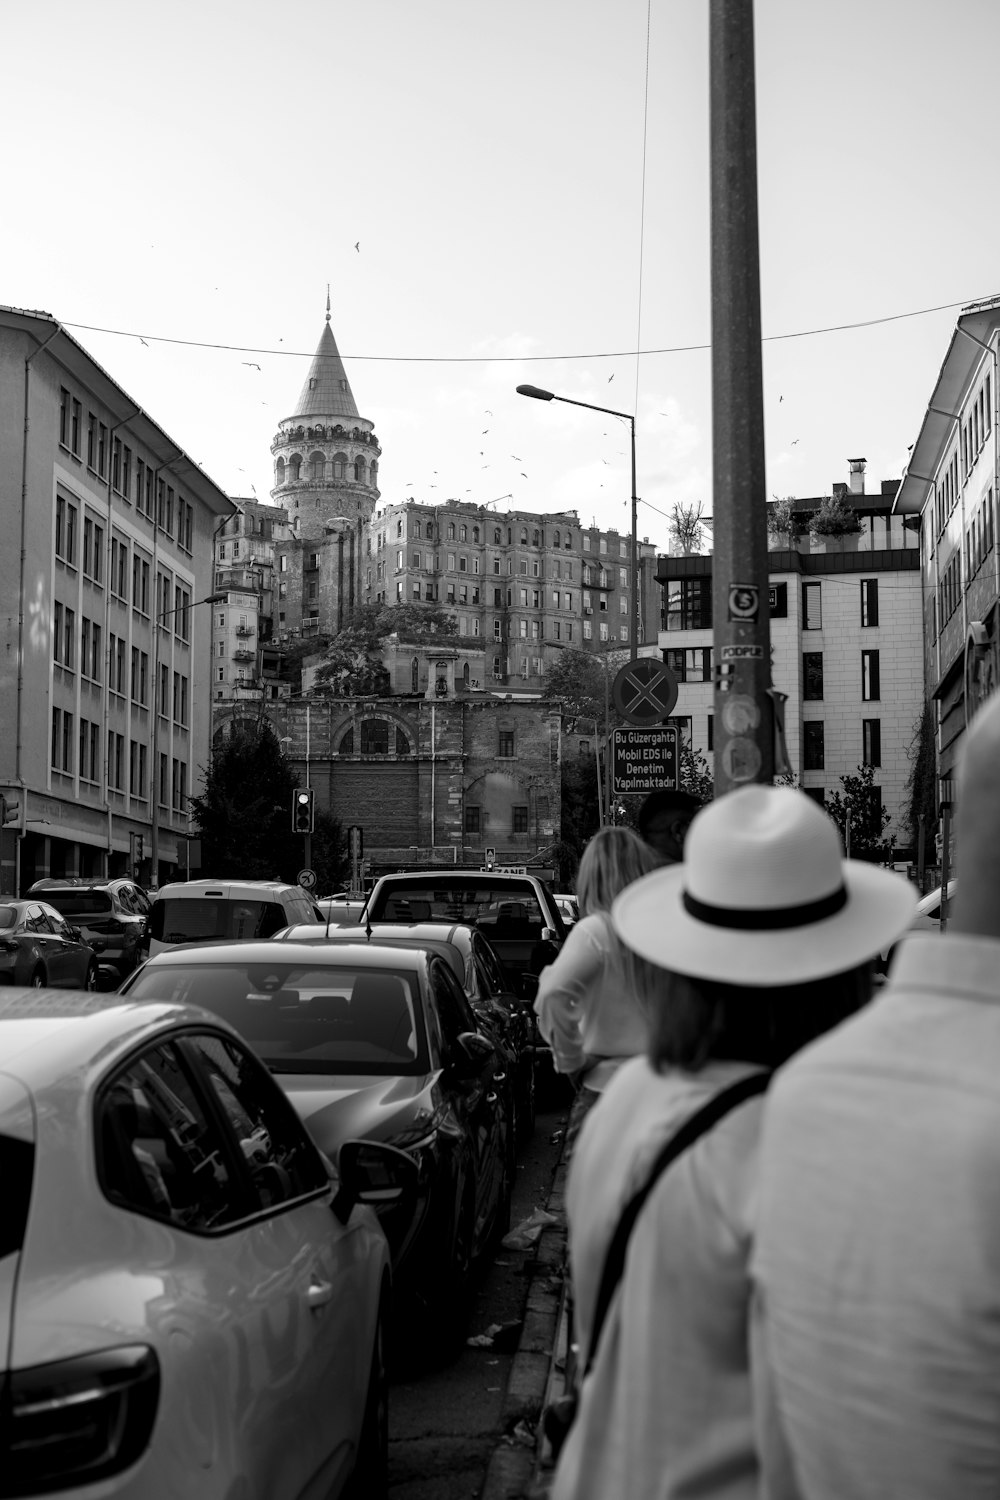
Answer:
[752,691,1000,1499]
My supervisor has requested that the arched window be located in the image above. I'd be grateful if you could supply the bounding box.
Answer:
[414,520,421,539]
[333,425,344,436]
[339,727,354,754]
[507,528,512,545]
[310,451,324,481]
[289,455,301,482]
[447,522,456,540]
[396,727,411,755]
[459,525,467,541]
[463,662,470,688]
[426,522,434,540]
[370,461,377,485]
[472,525,480,542]
[333,452,347,481]
[354,458,366,481]
[520,528,528,545]
[494,528,501,544]
[275,457,285,486]
[411,657,419,693]
[361,719,390,755]
[554,529,560,547]
[397,520,403,538]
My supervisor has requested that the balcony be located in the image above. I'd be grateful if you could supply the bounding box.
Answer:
[232,648,255,662]
[235,625,254,637]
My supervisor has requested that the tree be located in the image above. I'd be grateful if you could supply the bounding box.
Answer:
[678,741,714,802]
[824,764,891,857]
[311,602,457,697]
[809,493,862,539]
[542,648,624,728]
[190,725,347,889]
[668,501,710,556]
[904,701,937,854]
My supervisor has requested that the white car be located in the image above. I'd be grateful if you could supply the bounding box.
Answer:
[0,988,415,1499]
[880,880,957,972]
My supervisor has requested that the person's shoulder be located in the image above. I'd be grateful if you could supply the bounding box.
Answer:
[572,911,615,946]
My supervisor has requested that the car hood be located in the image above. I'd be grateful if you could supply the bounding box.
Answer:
[0,1071,35,1372]
[274,1069,442,1158]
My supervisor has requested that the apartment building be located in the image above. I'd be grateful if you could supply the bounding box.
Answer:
[893,295,1000,802]
[656,462,923,846]
[212,497,290,709]
[0,306,234,894]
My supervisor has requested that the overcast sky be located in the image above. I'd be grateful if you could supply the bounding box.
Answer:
[4,0,997,552]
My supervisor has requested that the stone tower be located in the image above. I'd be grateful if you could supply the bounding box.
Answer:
[270,293,381,529]
[269,295,382,637]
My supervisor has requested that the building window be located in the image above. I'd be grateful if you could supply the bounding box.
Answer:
[498,730,515,758]
[665,577,711,631]
[707,713,714,751]
[803,721,825,771]
[802,786,825,807]
[862,718,882,767]
[599,622,609,641]
[465,805,481,836]
[803,652,824,700]
[861,578,879,627]
[802,581,822,630]
[55,496,78,565]
[861,650,880,701]
[512,805,529,834]
[360,720,390,755]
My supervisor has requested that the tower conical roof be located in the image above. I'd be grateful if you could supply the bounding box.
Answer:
[289,316,360,422]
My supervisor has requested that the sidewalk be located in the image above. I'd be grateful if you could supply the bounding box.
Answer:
[480,1141,572,1500]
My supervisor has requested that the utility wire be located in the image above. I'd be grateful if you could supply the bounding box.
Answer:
[61,294,991,367]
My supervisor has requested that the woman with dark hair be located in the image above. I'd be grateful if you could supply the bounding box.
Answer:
[549,786,916,1500]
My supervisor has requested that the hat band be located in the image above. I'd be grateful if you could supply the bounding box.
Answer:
[682,884,848,930]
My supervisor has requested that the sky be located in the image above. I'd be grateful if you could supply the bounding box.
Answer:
[4,0,999,554]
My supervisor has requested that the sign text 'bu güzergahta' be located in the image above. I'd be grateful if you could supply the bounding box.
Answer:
[611,726,679,794]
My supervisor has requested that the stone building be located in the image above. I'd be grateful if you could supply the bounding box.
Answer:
[212,496,290,709]
[0,305,234,894]
[250,694,563,875]
[656,461,923,846]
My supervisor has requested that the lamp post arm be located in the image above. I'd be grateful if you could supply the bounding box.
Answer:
[550,393,635,424]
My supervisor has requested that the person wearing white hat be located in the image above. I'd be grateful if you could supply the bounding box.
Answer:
[549,785,916,1500]
[751,690,1000,1500]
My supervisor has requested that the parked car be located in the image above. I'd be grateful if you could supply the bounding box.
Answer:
[27,877,151,981]
[880,878,957,972]
[316,895,367,928]
[146,879,322,957]
[273,920,536,1147]
[361,872,566,984]
[553,894,580,927]
[119,939,513,1339]
[0,899,99,989]
[0,987,415,1499]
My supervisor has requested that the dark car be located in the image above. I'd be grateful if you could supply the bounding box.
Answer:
[0,900,99,989]
[27,877,151,981]
[119,939,513,1340]
[275,920,536,1147]
[361,872,565,984]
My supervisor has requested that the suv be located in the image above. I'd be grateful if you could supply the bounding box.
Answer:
[26,877,151,981]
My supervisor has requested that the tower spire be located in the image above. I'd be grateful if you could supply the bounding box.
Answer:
[326,284,331,323]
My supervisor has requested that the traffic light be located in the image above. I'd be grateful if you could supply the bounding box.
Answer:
[484,845,497,870]
[1,795,20,827]
[292,787,315,833]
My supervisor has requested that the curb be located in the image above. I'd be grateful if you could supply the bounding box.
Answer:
[480,1148,571,1500]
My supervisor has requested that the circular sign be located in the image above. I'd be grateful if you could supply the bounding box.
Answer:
[728,583,759,621]
[297,868,317,890]
[611,659,679,726]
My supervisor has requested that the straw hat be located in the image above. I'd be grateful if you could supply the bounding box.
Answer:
[612,785,917,986]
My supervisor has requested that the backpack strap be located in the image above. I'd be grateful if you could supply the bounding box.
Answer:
[584,1069,771,1376]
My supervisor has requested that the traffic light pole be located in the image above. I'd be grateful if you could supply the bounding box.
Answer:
[709,0,774,793]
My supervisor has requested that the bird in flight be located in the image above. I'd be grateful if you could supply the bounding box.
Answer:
[485,409,493,416]
[242,362,261,370]
[779,394,784,402]
[138,337,149,347]
[521,472,528,478]
[791,438,800,447]
[354,241,360,252]
[608,373,615,383]
[482,429,489,435]
[511,454,521,461]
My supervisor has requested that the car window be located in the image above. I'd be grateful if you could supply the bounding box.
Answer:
[25,905,53,935]
[125,960,426,1076]
[129,885,152,914]
[371,878,546,937]
[182,1032,328,1208]
[115,887,138,916]
[0,906,18,932]
[40,905,73,939]
[41,891,113,917]
[98,1043,245,1232]
[473,935,508,996]
[429,958,478,1047]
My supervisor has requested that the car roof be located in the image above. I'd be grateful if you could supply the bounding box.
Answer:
[277,923,470,974]
[137,938,428,972]
[0,990,238,1096]
[373,871,544,885]
[152,879,307,898]
[28,877,132,891]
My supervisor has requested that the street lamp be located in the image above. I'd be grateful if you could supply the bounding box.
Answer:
[149,591,225,886]
[516,384,639,663]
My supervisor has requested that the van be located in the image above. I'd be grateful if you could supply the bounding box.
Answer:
[146,879,322,957]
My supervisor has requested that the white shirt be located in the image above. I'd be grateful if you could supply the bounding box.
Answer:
[534,912,649,1089]
[554,1054,765,1500]
[752,932,1000,1500]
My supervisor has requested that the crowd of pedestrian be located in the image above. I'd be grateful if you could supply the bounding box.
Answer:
[533,694,1000,1500]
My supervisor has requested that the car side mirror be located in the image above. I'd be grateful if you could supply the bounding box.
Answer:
[447,1030,495,1080]
[331,1139,418,1225]
[67,925,83,942]
[540,926,557,944]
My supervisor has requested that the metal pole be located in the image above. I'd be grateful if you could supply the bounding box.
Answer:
[709,0,774,793]
[603,660,612,823]
[629,417,638,662]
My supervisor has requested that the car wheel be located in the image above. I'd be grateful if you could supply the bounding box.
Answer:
[345,1287,389,1500]
[30,967,45,989]
[84,961,99,992]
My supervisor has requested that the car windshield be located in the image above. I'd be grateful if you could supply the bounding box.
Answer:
[371,879,547,938]
[149,898,288,944]
[40,891,113,916]
[0,907,17,931]
[125,961,427,1076]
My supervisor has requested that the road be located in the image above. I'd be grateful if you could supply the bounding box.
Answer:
[388,1098,569,1498]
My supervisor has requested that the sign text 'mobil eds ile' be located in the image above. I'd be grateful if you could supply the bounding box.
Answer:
[611,726,679,794]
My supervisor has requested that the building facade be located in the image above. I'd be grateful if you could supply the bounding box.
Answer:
[0,306,234,894]
[893,296,1000,805]
[656,462,923,847]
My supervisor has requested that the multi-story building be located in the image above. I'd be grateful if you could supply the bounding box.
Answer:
[0,306,234,894]
[893,295,1000,805]
[656,461,923,847]
[212,496,289,710]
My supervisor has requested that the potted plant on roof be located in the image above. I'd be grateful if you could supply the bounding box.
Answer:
[808,492,862,552]
[766,495,804,551]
